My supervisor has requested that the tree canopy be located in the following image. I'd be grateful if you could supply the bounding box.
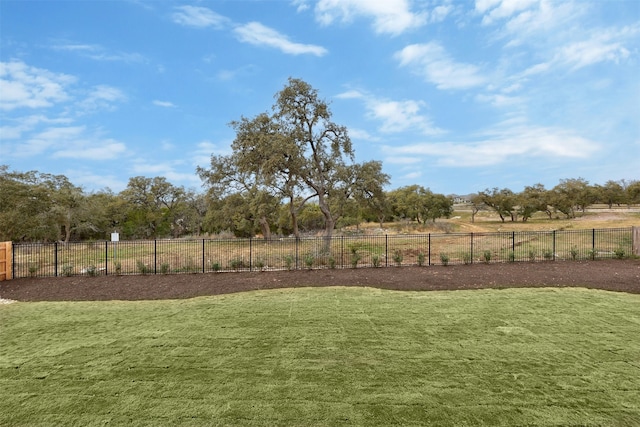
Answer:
[198,78,389,245]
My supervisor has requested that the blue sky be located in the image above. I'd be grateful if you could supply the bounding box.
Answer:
[1,0,639,195]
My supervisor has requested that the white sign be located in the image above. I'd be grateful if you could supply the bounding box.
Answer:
[111,232,120,242]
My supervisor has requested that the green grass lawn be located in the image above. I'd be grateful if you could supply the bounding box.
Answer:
[1,287,639,426]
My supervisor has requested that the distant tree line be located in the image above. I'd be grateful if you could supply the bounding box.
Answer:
[0,164,428,241]
[473,178,640,223]
[1,165,638,243]
[2,79,639,242]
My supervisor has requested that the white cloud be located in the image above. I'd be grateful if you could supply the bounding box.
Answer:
[314,0,426,35]
[475,93,521,108]
[335,89,363,99]
[51,42,145,63]
[20,126,85,156]
[346,127,378,141]
[370,99,438,134]
[519,24,638,77]
[153,100,175,108]
[78,85,126,112]
[54,139,127,160]
[555,27,636,70]
[234,22,328,56]
[430,4,453,23]
[395,42,487,90]
[12,125,127,160]
[0,60,75,110]
[66,169,126,192]
[384,123,601,167]
[215,64,258,81]
[338,89,443,135]
[192,140,232,168]
[0,115,73,139]
[292,0,310,12]
[131,160,201,187]
[385,156,422,165]
[476,0,592,54]
[172,5,229,29]
[476,0,539,25]
[161,140,175,150]
[401,171,422,181]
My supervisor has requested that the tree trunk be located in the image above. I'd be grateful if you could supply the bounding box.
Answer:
[288,198,300,238]
[471,208,478,223]
[258,216,271,240]
[317,195,334,254]
[63,218,72,243]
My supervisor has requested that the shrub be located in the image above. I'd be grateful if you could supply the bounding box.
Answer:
[543,249,554,260]
[508,251,515,263]
[440,252,449,266]
[328,256,336,269]
[255,259,266,271]
[136,260,151,275]
[372,254,381,268]
[62,264,73,277]
[483,250,492,263]
[614,248,625,259]
[570,246,579,260]
[304,253,314,269]
[393,249,403,266]
[284,255,294,271]
[528,249,536,262]
[350,251,361,269]
[160,263,170,274]
[462,253,471,265]
[417,251,425,267]
[229,258,245,271]
[183,257,198,273]
[86,265,98,277]
[114,261,122,275]
[588,249,598,260]
[28,264,38,278]
[210,262,221,272]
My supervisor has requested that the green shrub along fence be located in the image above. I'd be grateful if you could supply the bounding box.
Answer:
[11,227,637,279]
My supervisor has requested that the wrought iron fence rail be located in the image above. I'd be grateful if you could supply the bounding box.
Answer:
[11,227,635,279]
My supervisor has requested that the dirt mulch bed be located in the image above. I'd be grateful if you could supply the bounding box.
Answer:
[1,259,639,302]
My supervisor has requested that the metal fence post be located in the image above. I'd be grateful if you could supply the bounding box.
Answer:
[470,233,474,265]
[428,233,431,266]
[104,241,108,275]
[249,237,253,272]
[54,241,58,277]
[553,230,556,261]
[385,234,388,267]
[154,240,157,275]
[202,239,205,273]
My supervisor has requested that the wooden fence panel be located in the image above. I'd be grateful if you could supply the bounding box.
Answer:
[0,242,12,281]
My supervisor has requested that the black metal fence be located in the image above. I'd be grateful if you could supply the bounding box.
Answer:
[11,227,635,279]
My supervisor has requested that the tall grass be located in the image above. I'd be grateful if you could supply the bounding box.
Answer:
[1,287,639,426]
